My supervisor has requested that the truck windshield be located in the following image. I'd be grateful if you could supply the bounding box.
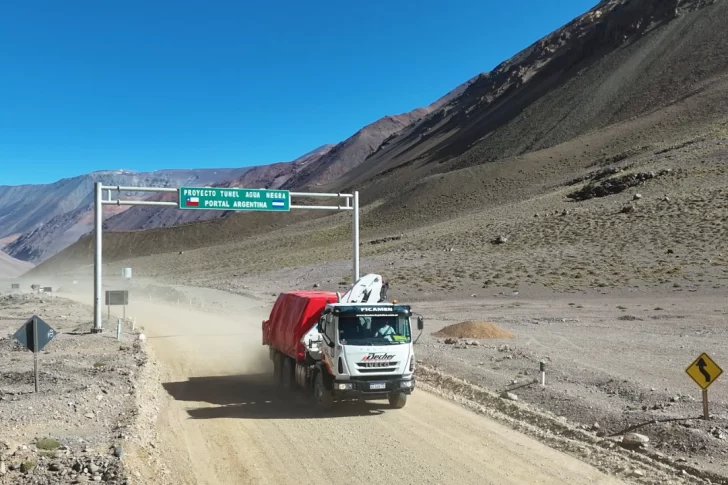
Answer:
[338,314,411,345]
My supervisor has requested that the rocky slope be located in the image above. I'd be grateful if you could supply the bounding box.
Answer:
[0,250,33,279]
[278,77,478,191]
[334,0,724,199]
[0,294,159,485]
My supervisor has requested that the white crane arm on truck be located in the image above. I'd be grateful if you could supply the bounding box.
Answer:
[302,273,389,356]
[338,273,389,304]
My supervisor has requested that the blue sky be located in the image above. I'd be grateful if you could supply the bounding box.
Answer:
[0,0,597,186]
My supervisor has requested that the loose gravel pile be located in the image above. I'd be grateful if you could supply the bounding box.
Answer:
[433,321,515,339]
[0,292,153,485]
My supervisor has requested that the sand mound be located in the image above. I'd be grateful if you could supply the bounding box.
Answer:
[433,321,515,339]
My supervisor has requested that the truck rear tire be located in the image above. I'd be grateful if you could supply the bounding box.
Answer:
[388,392,408,409]
[273,352,284,387]
[314,373,334,411]
[282,357,295,389]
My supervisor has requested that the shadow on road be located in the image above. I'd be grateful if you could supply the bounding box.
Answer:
[162,373,389,420]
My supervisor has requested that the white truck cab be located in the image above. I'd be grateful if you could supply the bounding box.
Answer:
[314,301,423,409]
[293,274,423,409]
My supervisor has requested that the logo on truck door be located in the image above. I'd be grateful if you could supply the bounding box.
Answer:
[361,352,395,362]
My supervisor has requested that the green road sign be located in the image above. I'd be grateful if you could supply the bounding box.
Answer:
[179,187,291,211]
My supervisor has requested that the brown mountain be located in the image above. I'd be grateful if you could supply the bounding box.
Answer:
[1,168,253,263]
[0,250,33,279]
[31,0,728,275]
[102,81,478,233]
[279,78,477,191]
[330,0,726,212]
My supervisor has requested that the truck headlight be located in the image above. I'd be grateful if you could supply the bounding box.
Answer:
[401,380,414,388]
[335,382,353,390]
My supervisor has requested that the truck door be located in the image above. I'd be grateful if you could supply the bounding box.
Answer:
[320,313,337,375]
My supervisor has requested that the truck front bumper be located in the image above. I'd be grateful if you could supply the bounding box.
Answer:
[331,377,415,398]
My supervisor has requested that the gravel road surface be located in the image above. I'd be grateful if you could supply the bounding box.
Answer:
[58,288,624,485]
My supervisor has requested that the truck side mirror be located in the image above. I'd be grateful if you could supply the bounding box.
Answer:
[417,316,424,330]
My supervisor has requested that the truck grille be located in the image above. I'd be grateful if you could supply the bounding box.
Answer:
[356,362,399,373]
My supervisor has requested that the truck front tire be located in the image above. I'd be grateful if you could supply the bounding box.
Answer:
[314,373,334,411]
[389,392,408,409]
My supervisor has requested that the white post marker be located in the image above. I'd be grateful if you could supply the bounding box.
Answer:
[540,361,546,386]
[353,191,360,281]
[33,317,39,392]
[93,182,103,333]
[117,318,121,341]
[92,185,361,331]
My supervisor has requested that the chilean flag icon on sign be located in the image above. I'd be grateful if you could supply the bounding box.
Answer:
[186,197,199,207]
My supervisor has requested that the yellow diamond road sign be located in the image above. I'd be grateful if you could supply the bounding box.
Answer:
[686,352,723,390]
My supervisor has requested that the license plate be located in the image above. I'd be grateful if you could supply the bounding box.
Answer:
[370,382,386,390]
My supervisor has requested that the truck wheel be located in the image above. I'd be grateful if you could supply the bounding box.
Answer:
[282,357,295,389]
[273,353,283,386]
[314,373,334,411]
[388,392,408,409]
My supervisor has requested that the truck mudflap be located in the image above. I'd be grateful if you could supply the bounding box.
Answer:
[330,377,415,398]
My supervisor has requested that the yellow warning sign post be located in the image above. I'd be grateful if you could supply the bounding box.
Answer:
[686,352,723,420]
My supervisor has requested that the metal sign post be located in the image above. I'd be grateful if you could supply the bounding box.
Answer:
[93,183,360,332]
[13,316,57,392]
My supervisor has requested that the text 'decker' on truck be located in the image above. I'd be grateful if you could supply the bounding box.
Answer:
[262,274,425,410]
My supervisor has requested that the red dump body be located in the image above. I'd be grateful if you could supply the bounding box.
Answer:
[262,291,338,362]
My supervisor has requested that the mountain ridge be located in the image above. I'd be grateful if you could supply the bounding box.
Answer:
[16,0,728,272]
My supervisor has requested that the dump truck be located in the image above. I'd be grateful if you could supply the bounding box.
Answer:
[262,274,423,410]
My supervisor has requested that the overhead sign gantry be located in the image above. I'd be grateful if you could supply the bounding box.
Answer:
[93,183,359,333]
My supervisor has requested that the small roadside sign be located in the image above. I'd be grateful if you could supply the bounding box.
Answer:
[686,352,723,390]
[13,315,57,392]
[686,352,723,420]
[105,290,129,321]
[11,283,20,290]
[105,290,128,306]
[14,315,57,352]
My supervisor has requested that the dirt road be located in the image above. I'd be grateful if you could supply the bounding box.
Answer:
[60,289,623,485]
